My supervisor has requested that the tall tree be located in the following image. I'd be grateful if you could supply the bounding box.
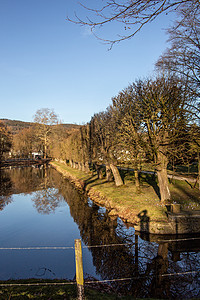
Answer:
[112,86,145,191]
[48,124,69,161]
[12,127,35,158]
[133,76,191,202]
[156,2,200,99]
[33,108,59,159]
[90,109,124,186]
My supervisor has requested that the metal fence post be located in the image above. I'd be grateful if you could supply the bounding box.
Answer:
[75,239,84,300]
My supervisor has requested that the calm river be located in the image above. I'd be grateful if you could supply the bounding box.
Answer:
[0,165,199,298]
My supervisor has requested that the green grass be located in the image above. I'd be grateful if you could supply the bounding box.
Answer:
[51,162,168,223]
[51,162,200,222]
[0,279,135,299]
[169,179,200,210]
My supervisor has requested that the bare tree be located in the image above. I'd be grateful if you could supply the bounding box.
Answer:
[112,86,145,192]
[131,76,192,202]
[156,2,200,98]
[33,108,59,159]
[90,109,124,186]
[67,0,198,47]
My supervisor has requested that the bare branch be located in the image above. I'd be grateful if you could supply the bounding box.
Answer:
[67,0,196,45]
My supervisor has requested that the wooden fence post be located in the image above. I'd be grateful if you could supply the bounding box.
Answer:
[75,239,84,300]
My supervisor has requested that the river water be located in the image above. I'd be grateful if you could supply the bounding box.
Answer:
[0,165,199,298]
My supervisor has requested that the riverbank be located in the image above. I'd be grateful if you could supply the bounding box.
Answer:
[0,279,131,299]
[50,161,200,235]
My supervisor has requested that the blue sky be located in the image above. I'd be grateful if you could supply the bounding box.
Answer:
[0,0,175,124]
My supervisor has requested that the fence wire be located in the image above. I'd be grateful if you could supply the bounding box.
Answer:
[0,270,198,287]
[0,243,133,251]
[0,241,198,288]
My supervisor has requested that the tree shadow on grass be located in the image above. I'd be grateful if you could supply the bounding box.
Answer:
[141,173,161,200]
[83,175,99,186]
[88,180,111,188]
[171,180,200,205]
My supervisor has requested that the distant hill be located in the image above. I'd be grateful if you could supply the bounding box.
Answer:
[0,119,81,134]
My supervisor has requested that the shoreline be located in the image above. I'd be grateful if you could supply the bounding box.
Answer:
[50,161,200,235]
[50,161,176,234]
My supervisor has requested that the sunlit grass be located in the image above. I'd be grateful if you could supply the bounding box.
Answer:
[51,162,168,222]
[51,161,200,224]
[0,279,134,299]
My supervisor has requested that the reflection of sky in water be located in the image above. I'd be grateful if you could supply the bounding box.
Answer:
[0,191,97,280]
[0,167,199,298]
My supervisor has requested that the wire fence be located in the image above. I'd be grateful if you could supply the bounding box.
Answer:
[0,270,199,287]
[0,239,199,290]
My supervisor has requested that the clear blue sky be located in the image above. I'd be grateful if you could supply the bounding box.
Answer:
[0,0,175,124]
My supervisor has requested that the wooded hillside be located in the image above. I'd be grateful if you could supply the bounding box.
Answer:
[0,119,80,134]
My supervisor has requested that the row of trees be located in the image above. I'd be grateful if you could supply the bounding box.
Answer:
[2,78,199,203]
[61,74,199,202]
[1,1,199,204]
[62,0,200,202]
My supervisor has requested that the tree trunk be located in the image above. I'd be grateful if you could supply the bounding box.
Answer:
[157,152,171,202]
[106,164,113,182]
[110,164,123,186]
[157,168,171,202]
[95,164,104,179]
[134,169,140,192]
[84,162,90,173]
[81,163,85,172]
[97,167,104,179]
[44,134,47,159]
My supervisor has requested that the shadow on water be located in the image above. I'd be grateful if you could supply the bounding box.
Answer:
[0,166,200,299]
[137,210,150,232]
[50,168,200,299]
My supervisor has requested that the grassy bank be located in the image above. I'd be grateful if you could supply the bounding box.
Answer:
[51,161,200,233]
[50,162,168,227]
[0,279,134,299]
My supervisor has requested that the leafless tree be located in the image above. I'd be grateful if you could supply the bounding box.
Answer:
[90,109,124,186]
[126,76,192,202]
[156,2,200,98]
[33,108,59,159]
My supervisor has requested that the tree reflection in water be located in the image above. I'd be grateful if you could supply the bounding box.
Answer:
[50,168,200,299]
[0,166,199,298]
[0,169,13,210]
[31,188,63,214]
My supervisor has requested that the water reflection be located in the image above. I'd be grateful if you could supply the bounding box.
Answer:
[49,168,200,299]
[0,169,13,210]
[0,166,199,298]
[32,188,63,214]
